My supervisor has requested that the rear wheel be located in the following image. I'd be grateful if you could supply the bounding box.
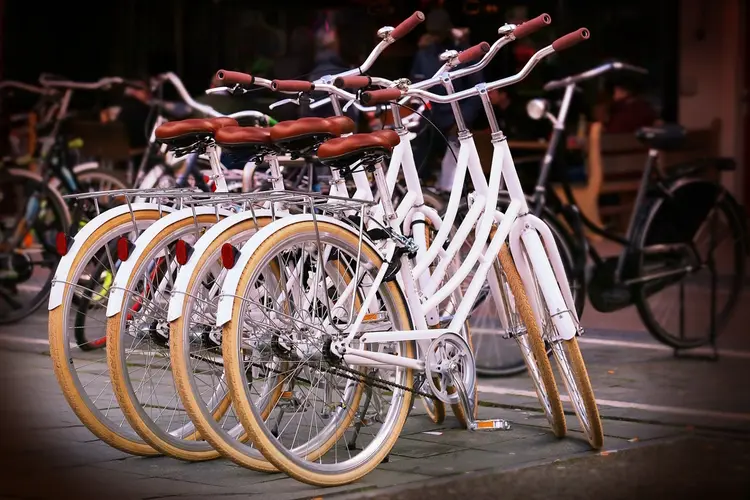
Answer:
[635,182,746,348]
[222,221,415,486]
[49,211,164,455]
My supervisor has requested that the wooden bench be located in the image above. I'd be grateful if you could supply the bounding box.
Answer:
[593,119,721,233]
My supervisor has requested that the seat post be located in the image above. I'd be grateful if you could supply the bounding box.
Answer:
[206,144,228,192]
[372,160,396,223]
[323,75,346,191]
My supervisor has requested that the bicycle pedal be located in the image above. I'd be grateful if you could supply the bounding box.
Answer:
[469,419,512,431]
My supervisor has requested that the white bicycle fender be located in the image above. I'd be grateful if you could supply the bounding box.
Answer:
[215,214,382,327]
[105,206,235,318]
[48,203,173,310]
[167,208,273,322]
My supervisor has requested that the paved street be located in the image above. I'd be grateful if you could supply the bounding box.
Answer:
[1,265,750,498]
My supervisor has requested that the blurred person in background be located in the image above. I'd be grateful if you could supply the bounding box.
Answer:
[595,73,658,133]
[409,7,484,191]
[307,15,361,125]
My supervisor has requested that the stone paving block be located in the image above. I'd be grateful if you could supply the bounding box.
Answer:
[376,448,516,477]
[143,460,284,486]
[125,476,236,498]
[229,469,434,498]
[388,436,465,459]
[0,462,151,499]
[401,422,547,448]
[9,440,133,470]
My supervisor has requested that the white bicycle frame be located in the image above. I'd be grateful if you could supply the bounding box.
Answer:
[319,43,586,373]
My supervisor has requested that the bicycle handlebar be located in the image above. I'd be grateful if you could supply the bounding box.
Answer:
[38,74,130,91]
[390,11,426,40]
[154,72,270,122]
[333,76,373,90]
[271,80,315,93]
[542,59,648,91]
[511,13,552,38]
[457,42,491,64]
[551,28,589,51]
[0,80,58,95]
[361,27,589,105]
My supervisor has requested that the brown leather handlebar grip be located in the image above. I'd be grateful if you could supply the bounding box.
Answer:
[552,28,590,51]
[271,80,315,92]
[334,76,372,89]
[390,11,425,40]
[360,88,403,105]
[214,70,255,88]
[512,13,552,38]
[457,42,491,64]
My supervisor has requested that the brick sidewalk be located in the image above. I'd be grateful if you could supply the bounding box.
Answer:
[0,348,701,500]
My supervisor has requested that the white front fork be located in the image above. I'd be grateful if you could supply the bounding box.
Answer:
[509,216,579,342]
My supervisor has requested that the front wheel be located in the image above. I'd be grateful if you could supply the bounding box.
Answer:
[519,240,603,449]
[461,198,583,377]
[222,220,415,486]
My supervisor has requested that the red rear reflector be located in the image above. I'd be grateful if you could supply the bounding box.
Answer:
[117,237,133,261]
[203,175,217,192]
[56,232,70,256]
[175,239,193,265]
[221,243,239,269]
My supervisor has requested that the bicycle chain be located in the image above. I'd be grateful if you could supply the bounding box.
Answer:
[246,358,436,400]
[322,361,438,400]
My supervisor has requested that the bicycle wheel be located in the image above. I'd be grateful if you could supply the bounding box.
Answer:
[498,245,566,437]
[106,213,229,461]
[518,240,603,449]
[465,198,583,376]
[222,220,415,486]
[634,181,746,348]
[48,210,164,455]
[0,168,69,324]
[77,170,129,191]
[169,216,279,471]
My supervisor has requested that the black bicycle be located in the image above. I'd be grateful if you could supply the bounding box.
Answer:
[0,75,137,323]
[468,61,748,375]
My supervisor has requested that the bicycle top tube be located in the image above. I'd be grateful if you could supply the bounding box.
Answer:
[543,60,648,92]
[360,28,590,107]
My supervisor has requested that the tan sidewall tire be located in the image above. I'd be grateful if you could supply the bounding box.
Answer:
[48,211,163,456]
[223,221,415,486]
[556,338,603,449]
[169,218,278,472]
[499,245,567,438]
[106,214,228,461]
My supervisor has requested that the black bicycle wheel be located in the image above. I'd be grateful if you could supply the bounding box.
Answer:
[634,179,746,348]
[0,169,69,324]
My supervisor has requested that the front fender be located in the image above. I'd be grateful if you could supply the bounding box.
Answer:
[105,206,235,317]
[215,214,385,327]
[167,208,274,322]
[48,203,173,310]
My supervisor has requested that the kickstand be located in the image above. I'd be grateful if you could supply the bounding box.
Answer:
[346,384,373,451]
[673,206,720,362]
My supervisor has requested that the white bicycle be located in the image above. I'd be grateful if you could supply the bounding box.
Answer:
[215,23,601,486]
